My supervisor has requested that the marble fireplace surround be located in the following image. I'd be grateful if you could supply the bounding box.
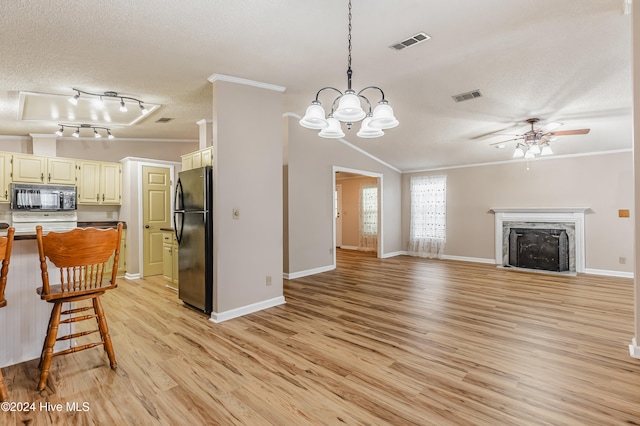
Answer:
[491,208,588,273]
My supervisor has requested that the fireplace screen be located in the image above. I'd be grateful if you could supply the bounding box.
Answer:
[508,228,570,272]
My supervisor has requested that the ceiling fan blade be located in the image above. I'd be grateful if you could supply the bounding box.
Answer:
[549,129,590,136]
[538,121,563,134]
[469,123,521,140]
[489,136,523,146]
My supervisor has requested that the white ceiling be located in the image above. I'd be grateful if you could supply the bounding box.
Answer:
[0,0,632,171]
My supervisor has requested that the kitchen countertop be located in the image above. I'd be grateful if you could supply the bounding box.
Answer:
[1,221,127,240]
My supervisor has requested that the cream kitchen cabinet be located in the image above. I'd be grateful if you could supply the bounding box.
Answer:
[11,154,76,185]
[0,152,11,203]
[105,230,126,277]
[76,160,122,205]
[162,231,179,287]
[181,147,213,171]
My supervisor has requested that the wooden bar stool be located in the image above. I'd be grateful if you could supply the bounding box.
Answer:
[36,223,122,392]
[0,227,15,402]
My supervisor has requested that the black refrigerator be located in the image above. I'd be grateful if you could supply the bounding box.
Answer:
[174,166,213,314]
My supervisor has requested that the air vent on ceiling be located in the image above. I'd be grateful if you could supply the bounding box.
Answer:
[452,90,483,103]
[155,117,174,123]
[390,32,431,51]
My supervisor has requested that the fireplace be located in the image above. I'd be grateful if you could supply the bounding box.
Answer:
[508,228,569,272]
[491,208,588,274]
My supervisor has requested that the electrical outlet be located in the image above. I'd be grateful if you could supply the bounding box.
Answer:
[619,257,626,264]
[266,276,272,286]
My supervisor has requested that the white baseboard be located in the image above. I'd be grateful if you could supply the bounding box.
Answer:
[584,268,634,278]
[442,254,496,264]
[209,296,286,323]
[630,337,640,359]
[382,251,408,258]
[284,265,335,280]
[124,272,141,280]
[339,245,360,250]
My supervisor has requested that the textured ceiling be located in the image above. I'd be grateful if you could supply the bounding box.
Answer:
[0,0,632,171]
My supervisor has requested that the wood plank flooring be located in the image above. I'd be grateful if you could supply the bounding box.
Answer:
[2,249,640,425]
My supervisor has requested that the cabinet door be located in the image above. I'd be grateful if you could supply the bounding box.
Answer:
[100,162,122,205]
[172,241,179,285]
[77,160,101,204]
[181,155,193,171]
[0,152,12,202]
[191,152,202,169]
[12,154,46,183]
[47,157,76,185]
[117,231,126,277]
[162,242,173,282]
[201,147,213,167]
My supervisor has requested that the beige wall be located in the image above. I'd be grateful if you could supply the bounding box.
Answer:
[403,151,634,274]
[212,79,284,314]
[336,175,378,248]
[286,116,403,275]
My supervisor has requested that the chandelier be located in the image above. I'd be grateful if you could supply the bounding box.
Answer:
[299,0,398,139]
[68,88,149,114]
[55,124,115,139]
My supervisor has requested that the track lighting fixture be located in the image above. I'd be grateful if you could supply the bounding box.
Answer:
[55,124,114,139]
[67,88,148,115]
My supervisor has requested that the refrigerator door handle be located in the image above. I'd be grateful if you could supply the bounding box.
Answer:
[175,178,184,212]
[174,211,184,245]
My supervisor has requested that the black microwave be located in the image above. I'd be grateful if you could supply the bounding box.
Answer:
[10,183,77,211]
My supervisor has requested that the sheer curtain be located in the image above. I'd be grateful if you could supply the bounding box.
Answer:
[408,175,446,258]
[359,183,378,252]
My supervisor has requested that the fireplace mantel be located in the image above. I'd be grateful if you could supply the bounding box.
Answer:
[491,208,588,273]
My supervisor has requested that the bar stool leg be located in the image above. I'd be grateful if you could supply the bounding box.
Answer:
[93,297,117,369]
[38,302,63,391]
[0,368,8,401]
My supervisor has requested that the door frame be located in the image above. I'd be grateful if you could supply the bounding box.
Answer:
[136,160,177,278]
[332,166,383,268]
[335,184,343,248]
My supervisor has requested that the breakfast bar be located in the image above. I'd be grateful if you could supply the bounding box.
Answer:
[0,222,124,369]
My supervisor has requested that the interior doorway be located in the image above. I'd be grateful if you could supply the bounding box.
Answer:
[333,166,383,268]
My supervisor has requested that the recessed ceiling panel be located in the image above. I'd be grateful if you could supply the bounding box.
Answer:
[18,91,161,126]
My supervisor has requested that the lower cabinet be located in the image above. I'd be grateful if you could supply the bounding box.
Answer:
[162,231,179,287]
[105,230,126,277]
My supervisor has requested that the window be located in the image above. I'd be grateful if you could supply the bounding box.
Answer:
[408,175,446,258]
[359,183,378,251]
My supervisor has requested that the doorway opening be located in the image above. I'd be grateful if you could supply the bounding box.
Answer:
[333,166,383,268]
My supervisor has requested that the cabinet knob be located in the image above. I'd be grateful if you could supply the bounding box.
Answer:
[41,173,44,182]
[48,173,51,182]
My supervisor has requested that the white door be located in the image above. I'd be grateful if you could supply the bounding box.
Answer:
[335,184,343,247]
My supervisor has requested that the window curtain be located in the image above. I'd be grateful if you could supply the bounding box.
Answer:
[359,183,378,252]
[408,175,446,258]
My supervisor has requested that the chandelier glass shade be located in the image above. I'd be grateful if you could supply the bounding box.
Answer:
[299,0,398,139]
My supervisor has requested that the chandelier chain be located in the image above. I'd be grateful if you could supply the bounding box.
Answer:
[347,0,352,71]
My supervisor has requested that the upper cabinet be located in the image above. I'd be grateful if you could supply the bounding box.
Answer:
[76,160,122,205]
[181,147,213,171]
[0,152,11,203]
[11,154,76,185]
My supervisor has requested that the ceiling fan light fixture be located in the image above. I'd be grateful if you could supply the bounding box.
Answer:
[513,146,525,158]
[529,144,541,155]
[524,149,535,159]
[540,145,553,156]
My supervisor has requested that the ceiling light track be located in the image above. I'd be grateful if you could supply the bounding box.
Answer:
[69,88,149,115]
[299,0,398,139]
[55,124,115,139]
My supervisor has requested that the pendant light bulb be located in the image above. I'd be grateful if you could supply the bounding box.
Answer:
[139,102,148,115]
[72,128,80,138]
[120,99,127,112]
[55,126,64,137]
[69,92,80,105]
[94,129,102,138]
[107,129,114,140]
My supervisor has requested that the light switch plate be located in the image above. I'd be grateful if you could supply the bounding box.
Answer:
[233,208,240,219]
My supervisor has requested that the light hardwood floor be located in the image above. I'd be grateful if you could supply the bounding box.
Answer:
[2,249,640,425]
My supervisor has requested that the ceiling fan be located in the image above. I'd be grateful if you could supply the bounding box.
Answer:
[490,118,590,158]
